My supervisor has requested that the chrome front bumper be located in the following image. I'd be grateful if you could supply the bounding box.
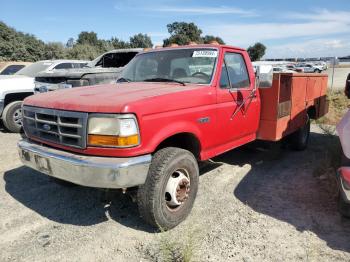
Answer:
[18,139,152,188]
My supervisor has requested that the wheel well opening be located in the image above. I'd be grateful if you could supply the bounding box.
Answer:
[4,92,33,106]
[155,133,201,159]
[307,106,316,119]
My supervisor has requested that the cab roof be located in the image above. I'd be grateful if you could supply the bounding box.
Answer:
[144,44,246,53]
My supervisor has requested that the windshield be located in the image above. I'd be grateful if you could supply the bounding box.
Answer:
[120,48,218,84]
[15,61,53,77]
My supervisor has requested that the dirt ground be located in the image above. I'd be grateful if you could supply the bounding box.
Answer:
[1,125,350,261]
[326,67,349,91]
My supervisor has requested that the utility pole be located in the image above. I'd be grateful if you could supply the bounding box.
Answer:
[330,57,335,92]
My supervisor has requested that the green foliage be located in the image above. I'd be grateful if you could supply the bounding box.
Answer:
[43,42,66,59]
[0,20,231,63]
[129,33,153,48]
[66,37,74,48]
[76,31,99,46]
[141,226,201,262]
[164,22,203,46]
[163,22,226,46]
[66,44,100,60]
[0,21,154,62]
[202,35,225,44]
[247,42,266,61]
[109,37,131,49]
[0,21,46,61]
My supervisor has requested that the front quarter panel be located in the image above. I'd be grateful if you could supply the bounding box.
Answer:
[139,105,217,158]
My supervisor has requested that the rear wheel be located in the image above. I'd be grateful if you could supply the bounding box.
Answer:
[2,101,23,133]
[137,147,199,230]
[287,115,310,151]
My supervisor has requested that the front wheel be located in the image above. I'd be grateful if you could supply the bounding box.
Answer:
[137,147,199,230]
[2,101,23,133]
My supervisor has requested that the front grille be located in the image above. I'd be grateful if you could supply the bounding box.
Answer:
[35,77,66,84]
[23,106,88,149]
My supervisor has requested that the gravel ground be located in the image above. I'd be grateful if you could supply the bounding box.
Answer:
[326,67,349,91]
[1,125,350,261]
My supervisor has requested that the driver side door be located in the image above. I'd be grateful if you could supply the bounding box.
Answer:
[215,50,260,148]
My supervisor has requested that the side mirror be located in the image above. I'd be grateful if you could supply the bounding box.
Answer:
[255,65,273,88]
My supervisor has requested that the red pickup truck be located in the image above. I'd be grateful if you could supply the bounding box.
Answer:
[18,44,328,229]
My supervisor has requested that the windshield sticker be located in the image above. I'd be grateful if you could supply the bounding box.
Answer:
[192,50,218,58]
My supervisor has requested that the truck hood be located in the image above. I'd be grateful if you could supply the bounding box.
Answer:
[24,82,209,113]
[35,67,124,79]
[0,75,35,94]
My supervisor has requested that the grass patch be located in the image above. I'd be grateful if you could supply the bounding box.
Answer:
[141,226,201,262]
[316,90,349,126]
[313,91,345,178]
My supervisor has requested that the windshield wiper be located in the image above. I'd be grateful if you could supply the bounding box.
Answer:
[117,77,132,83]
[144,78,186,86]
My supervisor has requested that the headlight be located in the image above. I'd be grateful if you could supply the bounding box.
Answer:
[57,83,73,89]
[87,114,140,147]
[66,79,89,87]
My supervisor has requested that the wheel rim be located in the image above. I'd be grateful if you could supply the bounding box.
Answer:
[165,168,190,210]
[13,108,23,126]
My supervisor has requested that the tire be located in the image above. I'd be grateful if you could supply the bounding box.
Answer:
[341,152,350,166]
[288,115,310,151]
[338,192,350,218]
[137,147,199,230]
[2,101,23,133]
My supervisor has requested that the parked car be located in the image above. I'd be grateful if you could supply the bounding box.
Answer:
[314,61,328,70]
[334,76,350,217]
[336,110,350,217]
[0,60,88,132]
[295,63,323,73]
[0,62,32,75]
[345,73,350,98]
[272,65,297,73]
[34,48,142,93]
[285,64,303,72]
[18,44,328,229]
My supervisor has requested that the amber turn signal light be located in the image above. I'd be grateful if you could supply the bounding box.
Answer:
[88,134,139,147]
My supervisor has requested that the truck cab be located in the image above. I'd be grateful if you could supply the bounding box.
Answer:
[18,44,328,229]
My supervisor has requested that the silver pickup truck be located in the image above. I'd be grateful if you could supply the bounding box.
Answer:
[34,48,142,93]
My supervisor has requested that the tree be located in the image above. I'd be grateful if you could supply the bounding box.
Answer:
[163,22,203,46]
[66,44,100,60]
[76,31,99,46]
[202,35,225,45]
[0,21,46,61]
[129,33,153,48]
[109,37,131,49]
[247,42,266,61]
[43,42,66,59]
[97,39,115,53]
[66,37,74,48]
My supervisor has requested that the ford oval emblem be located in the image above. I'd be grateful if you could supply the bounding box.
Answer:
[43,124,51,131]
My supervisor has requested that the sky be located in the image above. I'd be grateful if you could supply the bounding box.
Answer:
[1,0,350,58]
